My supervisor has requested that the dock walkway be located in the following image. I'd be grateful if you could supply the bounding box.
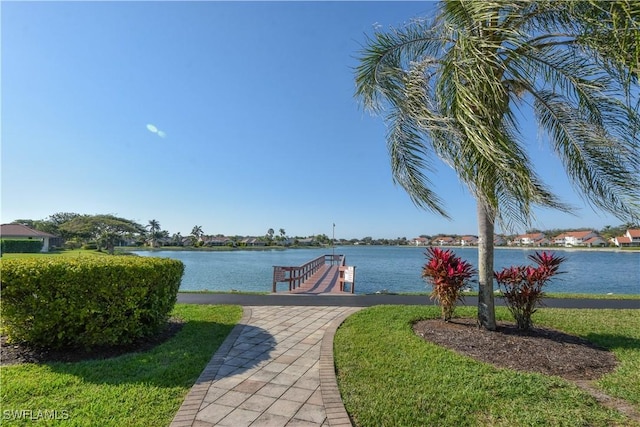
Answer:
[272,255,354,295]
[289,264,344,295]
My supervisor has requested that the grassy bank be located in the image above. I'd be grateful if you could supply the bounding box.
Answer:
[2,301,638,426]
[117,245,308,252]
[371,291,640,299]
[1,249,111,259]
[0,304,242,426]
[334,306,640,426]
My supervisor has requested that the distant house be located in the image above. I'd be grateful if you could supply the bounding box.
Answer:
[537,237,551,246]
[627,229,640,245]
[412,237,430,246]
[553,230,601,247]
[493,235,507,246]
[0,223,59,252]
[553,234,567,246]
[296,238,316,246]
[613,236,632,246]
[281,238,295,246]
[241,237,266,246]
[460,235,478,246]
[613,229,640,247]
[582,236,608,247]
[512,232,548,246]
[203,236,233,246]
[432,236,455,246]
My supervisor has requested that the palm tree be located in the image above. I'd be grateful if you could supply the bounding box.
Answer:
[147,219,161,248]
[356,1,640,330]
[171,232,183,247]
[191,225,203,245]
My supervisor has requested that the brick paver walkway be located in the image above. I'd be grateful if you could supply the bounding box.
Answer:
[170,305,361,427]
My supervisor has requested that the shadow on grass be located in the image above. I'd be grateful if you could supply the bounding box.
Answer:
[45,320,275,388]
[584,333,640,351]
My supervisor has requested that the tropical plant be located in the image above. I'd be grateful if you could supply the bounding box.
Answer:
[171,232,184,246]
[355,0,640,329]
[190,225,203,245]
[147,219,161,247]
[59,215,145,254]
[494,251,565,330]
[422,247,475,321]
[11,212,82,239]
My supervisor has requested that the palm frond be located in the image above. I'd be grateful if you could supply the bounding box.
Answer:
[386,110,450,217]
[533,90,640,221]
[355,0,640,227]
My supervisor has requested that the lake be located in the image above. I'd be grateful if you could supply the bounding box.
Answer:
[134,246,640,295]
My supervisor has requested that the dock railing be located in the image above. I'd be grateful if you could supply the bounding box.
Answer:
[338,257,355,294]
[272,254,346,292]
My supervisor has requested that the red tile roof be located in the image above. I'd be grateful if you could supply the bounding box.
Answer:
[628,229,640,238]
[0,223,57,238]
[566,230,595,238]
[516,233,545,240]
[553,230,596,239]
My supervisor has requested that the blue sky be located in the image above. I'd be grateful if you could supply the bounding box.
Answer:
[1,1,630,239]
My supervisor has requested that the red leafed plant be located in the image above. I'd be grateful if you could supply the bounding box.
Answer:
[422,247,476,321]
[494,251,565,330]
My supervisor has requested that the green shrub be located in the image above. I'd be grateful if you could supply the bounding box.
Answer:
[0,256,184,349]
[64,239,82,250]
[1,239,43,254]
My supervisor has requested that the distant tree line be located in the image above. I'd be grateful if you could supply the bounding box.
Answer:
[9,213,340,252]
[10,212,636,252]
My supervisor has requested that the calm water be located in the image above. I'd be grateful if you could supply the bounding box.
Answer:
[135,246,640,295]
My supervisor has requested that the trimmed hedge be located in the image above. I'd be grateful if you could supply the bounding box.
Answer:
[1,239,43,254]
[0,256,184,349]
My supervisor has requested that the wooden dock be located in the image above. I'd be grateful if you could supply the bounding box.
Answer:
[272,254,355,295]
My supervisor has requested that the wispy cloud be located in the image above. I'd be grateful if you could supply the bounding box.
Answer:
[146,123,167,138]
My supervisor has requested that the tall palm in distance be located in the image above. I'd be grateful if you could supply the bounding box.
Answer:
[171,232,183,247]
[191,225,203,246]
[355,0,640,329]
[147,219,161,248]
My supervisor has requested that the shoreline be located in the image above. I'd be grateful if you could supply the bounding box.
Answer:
[123,245,639,254]
[177,290,640,299]
[440,245,638,253]
[125,246,638,296]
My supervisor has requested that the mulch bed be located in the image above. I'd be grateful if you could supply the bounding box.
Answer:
[413,318,617,380]
[413,318,640,422]
[0,319,184,366]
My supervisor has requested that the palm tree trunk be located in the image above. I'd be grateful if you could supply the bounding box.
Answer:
[477,201,497,330]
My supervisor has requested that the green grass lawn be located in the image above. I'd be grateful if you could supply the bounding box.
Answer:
[384,291,640,299]
[0,304,242,426]
[2,281,638,426]
[334,305,640,427]
[1,249,110,259]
